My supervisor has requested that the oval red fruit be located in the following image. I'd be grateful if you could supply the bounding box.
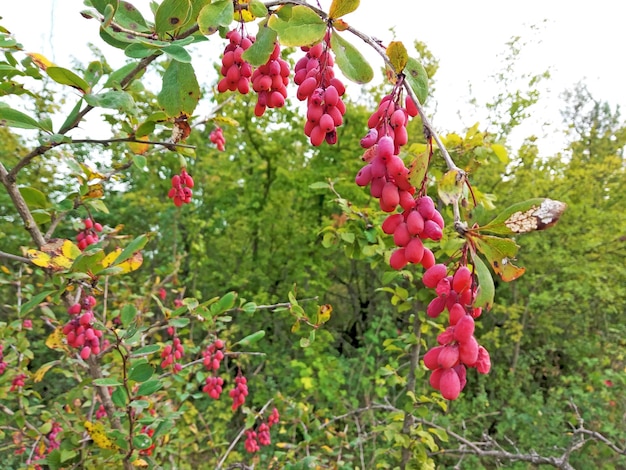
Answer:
[420,248,435,269]
[405,237,424,264]
[448,303,465,326]
[459,336,479,366]
[426,295,446,318]
[439,368,461,400]
[452,266,472,293]
[393,222,411,247]
[453,315,475,343]
[438,344,459,369]
[389,248,408,270]
[423,346,443,370]
[382,213,404,234]
[422,263,447,288]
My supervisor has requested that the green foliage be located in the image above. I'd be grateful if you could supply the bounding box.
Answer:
[0,3,624,470]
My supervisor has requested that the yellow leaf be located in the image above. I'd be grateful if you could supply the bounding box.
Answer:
[101,249,143,274]
[84,420,120,451]
[333,19,350,31]
[45,327,68,351]
[1,265,10,274]
[101,248,121,268]
[83,183,104,199]
[317,304,332,324]
[27,239,81,272]
[132,459,149,467]
[26,52,56,71]
[329,0,360,19]
[27,249,52,268]
[128,137,150,155]
[386,41,408,72]
[213,116,239,127]
[234,0,255,22]
[33,363,55,383]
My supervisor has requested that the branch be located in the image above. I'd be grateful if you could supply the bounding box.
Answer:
[0,162,46,248]
[70,137,196,150]
[0,250,35,266]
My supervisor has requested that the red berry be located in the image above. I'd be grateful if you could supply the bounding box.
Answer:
[422,264,448,289]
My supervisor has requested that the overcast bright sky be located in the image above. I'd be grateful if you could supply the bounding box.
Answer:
[2,1,624,155]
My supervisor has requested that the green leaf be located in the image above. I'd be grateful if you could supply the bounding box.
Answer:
[85,61,104,86]
[242,22,277,66]
[125,42,159,59]
[104,62,142,89]
[46,66,91,93]
[132,434,152,450]
[267,5,326,47]
[19,187,48,209]
[249,0,268,17]
[330,31,373,84]
[169,317,190,328]
[241,301,256,314]
[479,198,567,235]
[120,304,137,326]
[116,1,150,31]
[163,44,192,63]
[474,235,525,282]
[157,61,200,117]
[155,0,192,35]
[136,379,163,395]
[0,104,48,131]
[84,90,136,113]
[215,291,237,313]
[329,0,360,18]
[111,386,128,407]
[472,254,494,310]
[73,252,106,278]
[235,330,265,347]
[89,0,119,15]
[128,362,154,382]
[132,154,147,169]
[404,57,428,104]
[197,0,234,34]
[112,234,150,267]
[309,181,331,190]
[133,345,162,356]
[93,378,123,387]
[20,290,55,316]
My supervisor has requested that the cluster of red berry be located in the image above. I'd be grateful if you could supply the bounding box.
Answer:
[218,28,254,94]
[252,42,290,116]
[382,195,443,270]
[294,35,346,146]
[422,264,491,399]
[229,374,248,411]
[167,168,194,207]
[64,295,103,360]
[202,339,226,399]
[76,218,103,251]
[10,373,27,392]
[202,339,225,371]
[209,127,226,151]
[160,336,184,372]
[244,407,280,453]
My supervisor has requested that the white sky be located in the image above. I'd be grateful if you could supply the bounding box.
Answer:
[2,1,625,155]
